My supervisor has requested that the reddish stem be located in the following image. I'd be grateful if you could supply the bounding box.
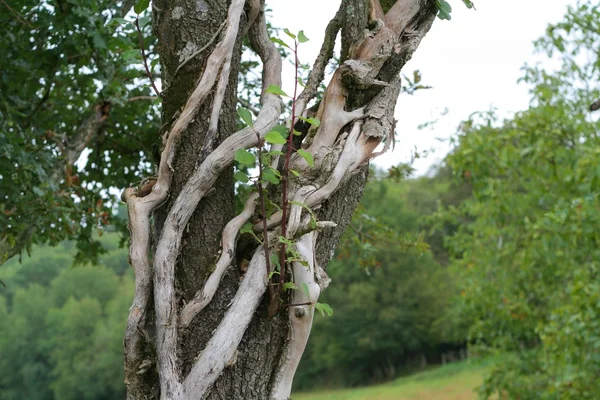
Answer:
[255,133,275,302]
[279,40,300,294]
[135,17,161,98]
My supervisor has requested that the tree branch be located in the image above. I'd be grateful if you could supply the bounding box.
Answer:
[183,246,268,399]
[1,103,109,267]
[270,231,320,400]
[178,192,259,328]
[135,17,161,98]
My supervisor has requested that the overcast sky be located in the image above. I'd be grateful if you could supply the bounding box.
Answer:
[268,0,577,174]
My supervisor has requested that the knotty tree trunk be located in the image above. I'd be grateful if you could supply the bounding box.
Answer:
[122,1,438,399]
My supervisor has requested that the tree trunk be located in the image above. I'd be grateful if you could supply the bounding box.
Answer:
[122,1,437,399]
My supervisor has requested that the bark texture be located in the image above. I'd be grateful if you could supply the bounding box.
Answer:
[123,0,438,398]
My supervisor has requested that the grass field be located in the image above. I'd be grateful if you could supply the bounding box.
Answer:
[293,361,489,400]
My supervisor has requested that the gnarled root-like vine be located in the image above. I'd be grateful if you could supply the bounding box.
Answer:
[270,231,320,400]
[182,246,268,398]
[122,0,437,398]
[122,188,155,396]
[178,192,259,328]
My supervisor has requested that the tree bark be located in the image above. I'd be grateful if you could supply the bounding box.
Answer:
[123,1,438,399]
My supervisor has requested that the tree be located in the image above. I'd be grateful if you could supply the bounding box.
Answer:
[0,240,133,400]
[1,0,463,398]
[443,1,600,398]
[1,0,160,265]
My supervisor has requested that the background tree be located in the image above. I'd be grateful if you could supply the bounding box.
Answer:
[0,237,132,400]
[443,1,600,398]
[295,170,468,390]
[0,0,159,265]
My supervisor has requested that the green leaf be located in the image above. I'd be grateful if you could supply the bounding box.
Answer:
[301,283,310,298]
[138,16,151,28]
[271,125,289,135]
[283,28,296,39]
[290,169,300,177]
[262,170,280,185]
[234,171,249,183]
[270,254,280,268]
[297,77,305,87]
[278,235,293,246]
[237,107,253,127]
[234,149,255,166]
[294,259,309,267]
[462,0,475,9]
[270,37,291,49]
[282,282,297,291]
[299,116,320,127]
[122,49,142,61]
[296,149,314,167]
[265,84,288,97]
[134,0,150,14]
[106,17,128,27]
[264,130,287,145]
[150,58,160,73]
[298,30,309,43]
[240,222,253,235]
[315,302,333,317]
[92,33,107,50]
[436,0,452,20]
[306,118,320,127]
[32,187,44,196]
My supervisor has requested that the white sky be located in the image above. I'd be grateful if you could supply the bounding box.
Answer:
[268,0,576,175]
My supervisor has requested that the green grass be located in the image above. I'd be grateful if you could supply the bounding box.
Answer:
[293,360,491,400]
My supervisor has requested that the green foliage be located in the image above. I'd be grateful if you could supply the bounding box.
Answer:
[443,2,600,398]
[265,130,288,145]
[0,0,159,263]
[265,84,289,97]
[234,148,255,167]
[296,149,314,168]
[435,0,475,20]
[436,0,453,20]
[295,173,465,390]
[237,107,253,127]
[134,0,150,14]
[314,302,333,317]
[0,235,131,400]
[297,30,310,44]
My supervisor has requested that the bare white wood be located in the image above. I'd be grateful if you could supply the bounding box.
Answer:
[183,247,268,399]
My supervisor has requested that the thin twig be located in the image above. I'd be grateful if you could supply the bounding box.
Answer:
[174,21,226,77]
[135,17,161,98]
[0,0,34,28]
[128,95,159,102]
[238,97,260,116]
[255,132,276,306]
[285,302,312,307]
[279,39,300,296]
